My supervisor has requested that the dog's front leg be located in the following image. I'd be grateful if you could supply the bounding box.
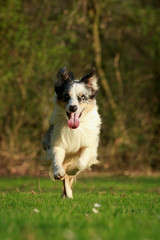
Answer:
[52,146,65,180]
[77,147,93,171]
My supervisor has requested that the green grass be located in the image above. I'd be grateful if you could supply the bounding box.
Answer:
[0,176,160,240]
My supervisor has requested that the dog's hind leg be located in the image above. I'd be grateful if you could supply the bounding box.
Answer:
[62,175,73,199]
[69,176,75,189]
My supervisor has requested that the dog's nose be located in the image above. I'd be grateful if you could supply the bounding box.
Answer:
[69,105,77,112]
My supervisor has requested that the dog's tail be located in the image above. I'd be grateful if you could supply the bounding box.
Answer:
[40,124,54,166]
[42,125,54,151]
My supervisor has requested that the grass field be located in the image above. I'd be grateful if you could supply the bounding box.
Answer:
[0,176,160,240]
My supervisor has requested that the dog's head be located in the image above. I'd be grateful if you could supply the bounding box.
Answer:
[54,67,98,129]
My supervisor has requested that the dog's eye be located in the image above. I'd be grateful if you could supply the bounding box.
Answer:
[81,95,86,100]
[78,95,86,102]
[63,93,70,101]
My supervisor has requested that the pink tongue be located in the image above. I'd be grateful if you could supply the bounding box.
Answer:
[68,113,80,129]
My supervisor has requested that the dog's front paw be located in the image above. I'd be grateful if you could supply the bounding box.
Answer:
[54,167,65,180]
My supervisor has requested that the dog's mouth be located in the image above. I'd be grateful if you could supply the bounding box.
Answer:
[66,111,83,129]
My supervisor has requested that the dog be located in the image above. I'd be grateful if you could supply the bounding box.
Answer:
[42,67,101,198]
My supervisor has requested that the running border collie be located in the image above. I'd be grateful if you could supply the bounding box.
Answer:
[42,67,101,198]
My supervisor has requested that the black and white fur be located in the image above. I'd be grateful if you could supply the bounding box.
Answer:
[42,67,101,198]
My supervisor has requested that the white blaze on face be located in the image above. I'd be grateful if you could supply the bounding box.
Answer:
[66,84,78,112]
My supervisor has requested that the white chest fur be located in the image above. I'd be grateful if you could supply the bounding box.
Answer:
[51,106,101,154]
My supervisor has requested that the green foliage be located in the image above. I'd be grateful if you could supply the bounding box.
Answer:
[0,176,160,240]
[0,0,160,171]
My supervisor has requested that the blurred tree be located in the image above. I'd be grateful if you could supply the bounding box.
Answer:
[0,0,159,174]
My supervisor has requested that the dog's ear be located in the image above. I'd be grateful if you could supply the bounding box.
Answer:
[80,67,98,91]
[56,67,74,86]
